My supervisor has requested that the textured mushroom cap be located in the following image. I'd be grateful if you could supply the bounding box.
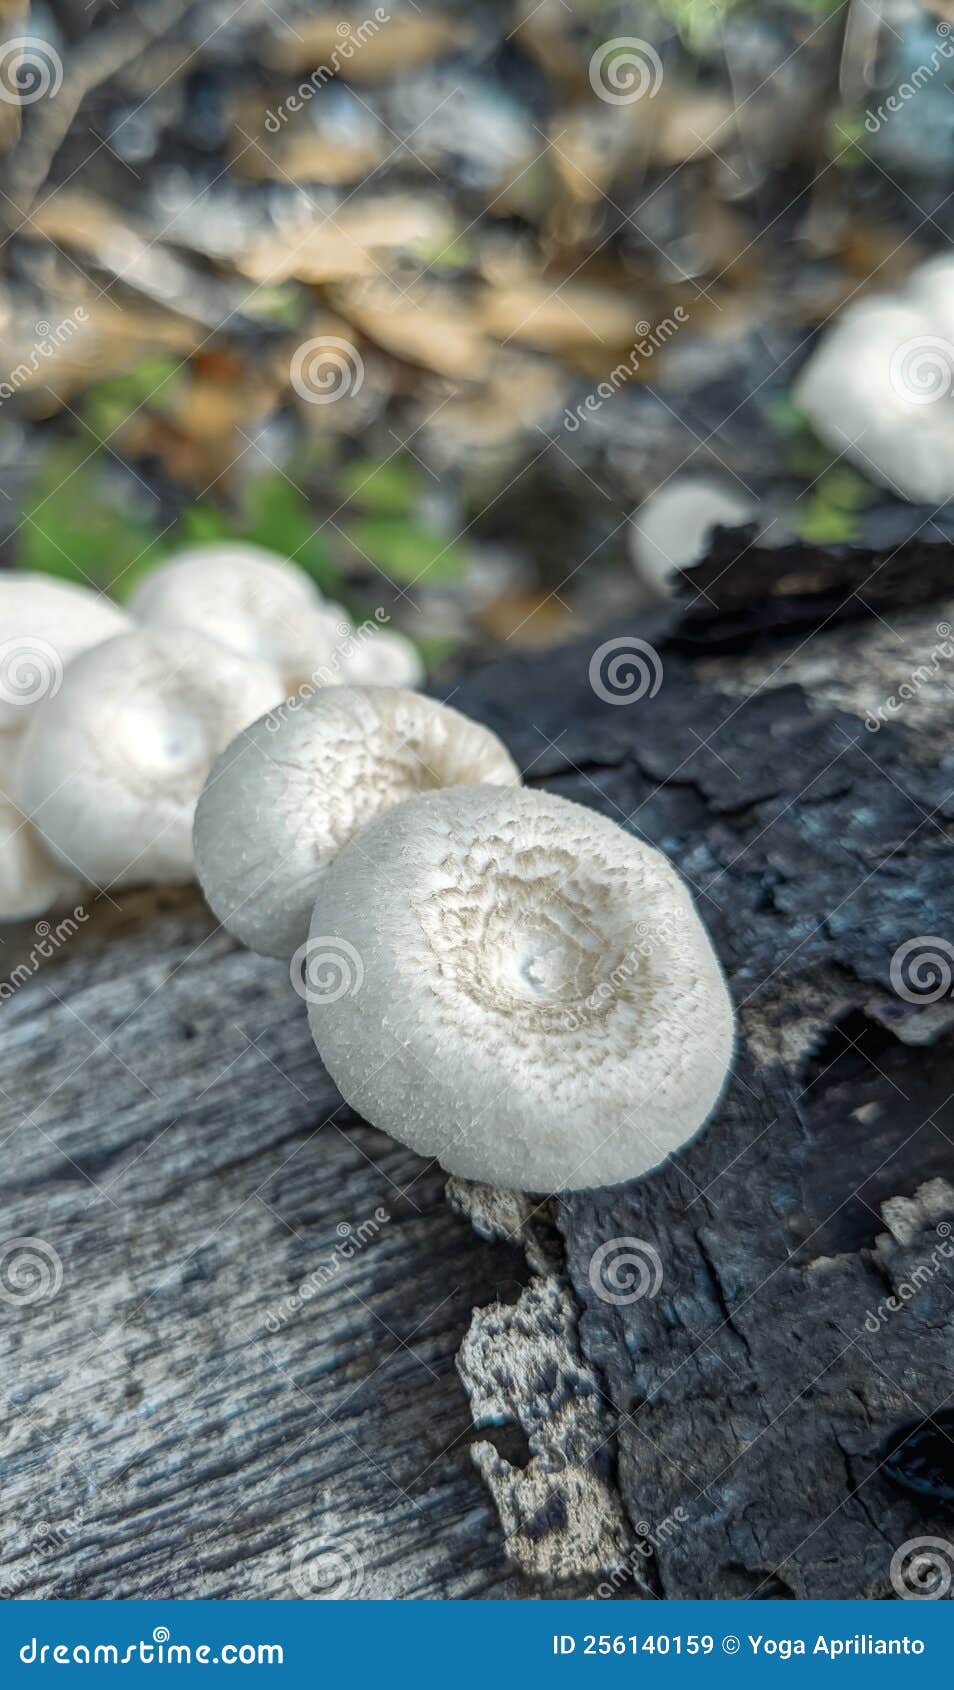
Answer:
[306,786,735,1192]
[129,543,342,689]
[0,797,85,922]
[0,574,129,730]
[630,477,757,593]
[15,630,283,888]
[341,626,424,689]
[793,296,954,504]
[193,686,520,959]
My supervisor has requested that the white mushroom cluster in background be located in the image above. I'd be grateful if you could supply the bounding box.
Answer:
[0,546,423,922]
[129,542,422,694]
[793,254,954,505]
[194,687,734,1193]
[630,476,758,595]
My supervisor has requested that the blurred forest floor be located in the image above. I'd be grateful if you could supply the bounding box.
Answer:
[1,0,953,683]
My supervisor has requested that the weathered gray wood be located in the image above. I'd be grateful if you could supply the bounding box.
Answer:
[0,889,527,1598]
[449,561,954,1599]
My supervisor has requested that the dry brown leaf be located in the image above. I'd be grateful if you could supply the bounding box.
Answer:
[231,94,385,184]
[236,195,454,284]
[266,15,472,82]
[481,281,642,355]
[329,276,489,380]
[479,591,574,647]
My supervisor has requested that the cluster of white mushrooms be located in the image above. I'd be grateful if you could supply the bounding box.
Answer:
[194,685,735,1193]
[794,253,954,505]
[0,544,420,921]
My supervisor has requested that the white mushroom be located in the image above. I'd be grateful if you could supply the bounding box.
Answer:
[129,541,344,686]
[0,573,129,731]
[193,686,520,960]
[630,477,757,594]
[304,785,734,1193]
[793,259,954,504]
[15,630,283,889]
[0,797,85,923]
[340,626,424,689]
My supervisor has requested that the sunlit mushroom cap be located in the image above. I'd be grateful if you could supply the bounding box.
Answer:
[15,629,283,889]
[0,574,129,730]
[129,542,342,690]
[305,785,735,1193]
[341,626,424,689]
[193,686,520,959]
[793,294,954,504]
[630,477,757,593]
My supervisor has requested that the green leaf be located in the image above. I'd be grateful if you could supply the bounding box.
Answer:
[339,457,422,515]
[180,504,235,543]
[80,356,185,438]
[347,517,467,583]
[239,473,339,592]
[18,444,164,596]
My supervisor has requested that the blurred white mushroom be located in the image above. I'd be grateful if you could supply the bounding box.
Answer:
[340,625,424,688]
[15,630,283,889]
[0,574,129,732]
[794,257,954,504]
[630,476,758,594]
[193,686,520,959]
[305,785,735,1193]
[0,797,85,923]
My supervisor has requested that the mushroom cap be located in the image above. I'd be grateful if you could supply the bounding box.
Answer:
[0,796,85,922]
[0,574,129,730]
[15,629,283,889]
[341,626,424,689]
[129,542,336,687]
[630,477,757,593]
[793,296,954,504]
[305,785,735,1192]
[193,686,520,959]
